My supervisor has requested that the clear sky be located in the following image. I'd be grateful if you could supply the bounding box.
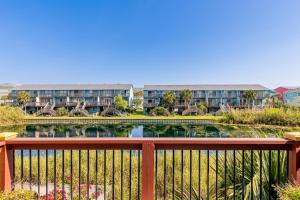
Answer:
[0,0,299,88]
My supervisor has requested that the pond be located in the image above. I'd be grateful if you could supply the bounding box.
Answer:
[0,123,290,138]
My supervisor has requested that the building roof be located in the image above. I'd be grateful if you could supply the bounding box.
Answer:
[144,84,271,91]
[13,84,133,91]
[0,83,18,90]
[275,86,300,90]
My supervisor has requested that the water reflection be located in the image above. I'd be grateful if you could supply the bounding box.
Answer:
[9,123,283,138]
[16,124,223,138]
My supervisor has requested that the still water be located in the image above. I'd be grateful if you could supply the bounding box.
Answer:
[0,123,285,138]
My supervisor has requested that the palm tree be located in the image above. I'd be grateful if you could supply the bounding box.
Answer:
[162,91,176,111]
[0,95,9,105]
[243,90,257,108]
[210,150,287,200]
[267,94,281,108]
[17,91,31,113]
[180,89,192,108]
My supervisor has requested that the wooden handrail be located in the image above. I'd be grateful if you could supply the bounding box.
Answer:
[5,138,294,150]
[1,136,300,199]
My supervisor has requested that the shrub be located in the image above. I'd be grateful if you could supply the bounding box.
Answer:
[277,184,300,200]
[114,95,128,111]
[149,106,170,116]
[222,107,300,126]
[0,106,24,125]
[125,106,136,113]
[0,189,37,200]
[56,107,69,116]
[196,103,207,114]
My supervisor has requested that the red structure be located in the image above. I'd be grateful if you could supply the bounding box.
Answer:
[275,86,299,101]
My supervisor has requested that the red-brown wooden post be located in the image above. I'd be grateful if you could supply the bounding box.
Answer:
[142,142,155,200]
[0,132,17,192]
[285,132,300,184]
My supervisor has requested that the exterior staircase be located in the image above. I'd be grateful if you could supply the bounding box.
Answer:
[70,101,89,116]
[37,103,57,116]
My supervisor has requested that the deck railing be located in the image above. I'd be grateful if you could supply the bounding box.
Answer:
[1,135,300,200]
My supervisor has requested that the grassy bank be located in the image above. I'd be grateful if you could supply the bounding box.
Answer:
[25,114,223,121]
[0,106,24,126]
[222,108,300,126]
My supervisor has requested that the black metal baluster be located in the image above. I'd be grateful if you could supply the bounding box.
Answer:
[259,150,262,200]
[29,150,32,190]
[79,150,81,200]
[216,150,218,200]
[251,150,253,200]
[190,150,192,200]
[207,150,209,200]
[163,150,166,200]
[12,150,15,190]
[95,150,98,199]
[104,150,106,200]
[181,150,184,199]
[129,150,132,200]
[54,150,56,200]
[277,150,280,184]
[155,150,158,200]
[198,150,201,199]
[112,150,115,200]
[62,150,64,199]
[70,150,73,200]
[138,150,141,200]
[46,150,48,200]
[121,150,123,200]
[21,150,23,188]
[269,150,271,200]
[242,150,245,199]
[224,150,227,200]
[233,150,236,200]
[38,150,40,197]
[172,150,175,200]
[87,150,90,199]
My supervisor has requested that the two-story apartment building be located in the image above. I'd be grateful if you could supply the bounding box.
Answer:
[143,84,273,113]
[0,83,18,105]
[10,84,133,114]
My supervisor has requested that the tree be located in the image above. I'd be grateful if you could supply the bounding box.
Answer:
[197,103,207,114]
[162,91,176,111]
[0,95,9,105]
[243,90,257,108]
[133,90,143,97]
[17,91,31,112]
[133,99,143,108]
[114,95,128,111]
[267,94,282,108]
[180,89,192,108]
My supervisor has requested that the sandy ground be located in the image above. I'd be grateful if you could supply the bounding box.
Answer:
[14,182,104,200]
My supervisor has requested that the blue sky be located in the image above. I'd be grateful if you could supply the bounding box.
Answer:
[0,0,299,88]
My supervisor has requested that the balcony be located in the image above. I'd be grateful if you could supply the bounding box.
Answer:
[66,102,78,107]
[85,101,99,106]
[144,103,159,108]
[52,93,68,97]
[0,133,299,199]
[38,94,53,98]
